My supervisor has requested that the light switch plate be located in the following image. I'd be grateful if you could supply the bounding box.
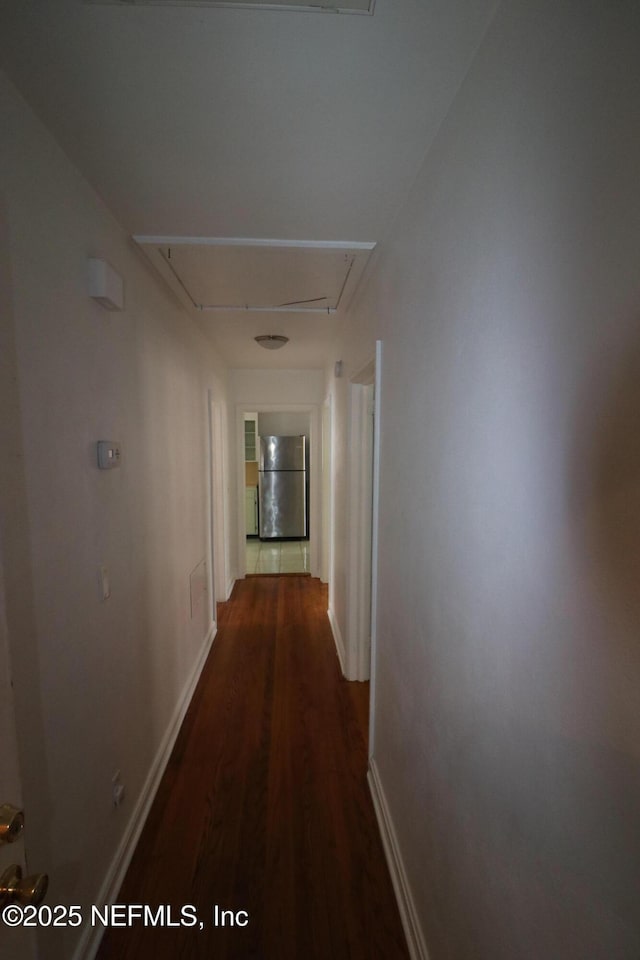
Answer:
[99,565,111,601]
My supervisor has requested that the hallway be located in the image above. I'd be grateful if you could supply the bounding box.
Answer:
[4,3,640,957]
[96,576,407,960]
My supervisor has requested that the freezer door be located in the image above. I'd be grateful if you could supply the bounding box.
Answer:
[260,435,306,472]
[259,470,306,538]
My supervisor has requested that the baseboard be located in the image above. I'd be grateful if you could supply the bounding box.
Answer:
[368,758,430,960]
[73,620,217,960]
[226,576,236,600]
[327,605,346,676]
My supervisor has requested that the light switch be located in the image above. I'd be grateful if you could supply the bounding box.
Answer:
[99,566,111,601]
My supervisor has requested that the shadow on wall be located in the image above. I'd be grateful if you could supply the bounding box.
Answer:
[547,325,640,955]
[574,332,640,630]
[421,709,640,960]
[424,331,640,960]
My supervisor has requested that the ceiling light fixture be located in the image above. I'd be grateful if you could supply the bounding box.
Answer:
[255,335,289,350]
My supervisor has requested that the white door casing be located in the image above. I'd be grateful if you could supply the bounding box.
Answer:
[345,378,374,682]
[0,540,36,960]
[321,395,333,587]
[344,342,382,756]
[0,199,37,959]
[368,340,383,758]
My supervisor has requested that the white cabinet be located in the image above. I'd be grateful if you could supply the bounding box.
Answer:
[245,486,258,536]
[244,412,258,462]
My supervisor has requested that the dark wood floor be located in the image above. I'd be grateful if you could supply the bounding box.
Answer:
[97,576,408,960]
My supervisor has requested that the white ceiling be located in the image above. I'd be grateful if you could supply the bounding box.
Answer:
[0,0,496,368]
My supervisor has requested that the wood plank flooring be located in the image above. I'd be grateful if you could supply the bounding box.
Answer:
[96,576,408,960]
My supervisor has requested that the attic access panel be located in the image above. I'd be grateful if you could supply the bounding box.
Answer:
[133,238,376,314]
[87,0,373,14]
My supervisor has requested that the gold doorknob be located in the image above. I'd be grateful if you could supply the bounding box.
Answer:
[0,865,49,907]
[0,804,25,846]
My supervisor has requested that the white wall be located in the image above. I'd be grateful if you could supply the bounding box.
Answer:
[331,1,640,957]
[0,73,228,960]
[230,368,324,407]
[257,411,310,439]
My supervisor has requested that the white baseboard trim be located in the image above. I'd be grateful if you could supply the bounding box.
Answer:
[368,758,430,960]
[226,576,236,600]
[74,620,217,960]
[327,605,346,676]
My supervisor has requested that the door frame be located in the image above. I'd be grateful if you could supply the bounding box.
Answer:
[321,393,333,587]
[0,549,36,960]
[346,371,374,681]
[206,389,229,616]
[345,342,382,755]
[0,202,39,959]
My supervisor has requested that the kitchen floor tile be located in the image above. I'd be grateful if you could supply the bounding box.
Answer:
[246,539,310,575]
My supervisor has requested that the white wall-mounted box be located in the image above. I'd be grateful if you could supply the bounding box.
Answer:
[88,258,124,311]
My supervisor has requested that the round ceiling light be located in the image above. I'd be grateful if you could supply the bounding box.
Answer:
[255,335,289,350]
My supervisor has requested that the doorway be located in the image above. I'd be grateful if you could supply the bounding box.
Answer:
[0,207,41,958]
[0,554,36,960]
[321,394,333,588]
[347,374,374,681]
[236,404,321,579]
[345,342,382,755]
[207,389,230,612]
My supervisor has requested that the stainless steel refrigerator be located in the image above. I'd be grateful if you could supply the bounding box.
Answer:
[259,435,307,539]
